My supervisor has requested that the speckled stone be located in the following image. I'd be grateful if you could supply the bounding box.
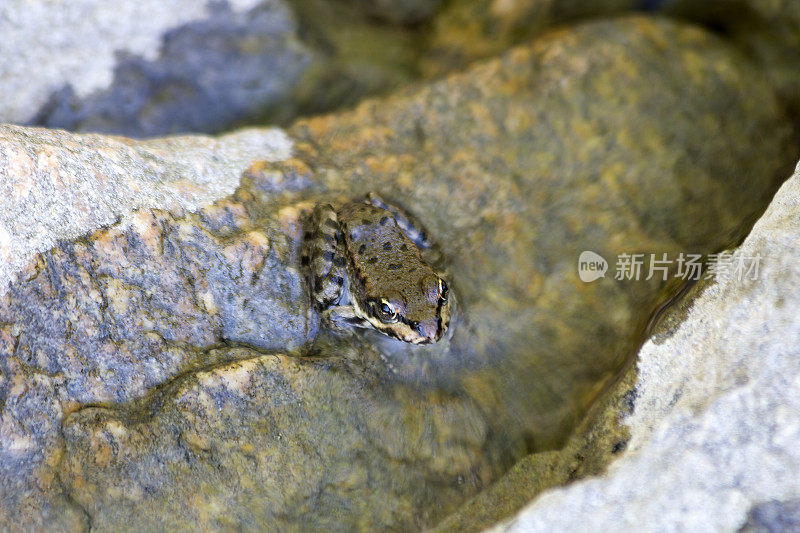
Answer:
[742,498,800,533]
[0,170,311,530]
[0,14,796,531]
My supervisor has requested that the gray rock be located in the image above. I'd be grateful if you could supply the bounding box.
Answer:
[0,124,292,294]
[0,124,294,531]
[0,0,264,124]
[0,0,422,137]
[495,161,800,531]
[741,499,800,533]
[31,1,313,137]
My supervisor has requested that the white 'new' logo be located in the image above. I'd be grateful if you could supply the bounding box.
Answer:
[578,251,608,282]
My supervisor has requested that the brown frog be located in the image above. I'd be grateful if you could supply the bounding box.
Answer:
[302,193,450,344]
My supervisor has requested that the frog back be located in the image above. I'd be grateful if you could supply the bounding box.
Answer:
[337,202,440,321]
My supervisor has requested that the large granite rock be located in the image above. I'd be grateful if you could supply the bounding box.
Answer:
[0,125,295,531]
[1,15,797,531]
[493,161,800,531]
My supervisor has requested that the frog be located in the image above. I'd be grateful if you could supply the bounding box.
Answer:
[301,192,451,344]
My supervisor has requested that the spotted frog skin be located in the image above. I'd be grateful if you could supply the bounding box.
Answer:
[302,193,451,344]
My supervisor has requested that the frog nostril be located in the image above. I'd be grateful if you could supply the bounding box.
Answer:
[415,320,436,339]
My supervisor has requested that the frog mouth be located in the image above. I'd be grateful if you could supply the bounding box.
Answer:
[366,315,440,344]
[395,316,447,344]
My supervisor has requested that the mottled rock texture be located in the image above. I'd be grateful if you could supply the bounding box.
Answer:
[0,0,652,137]
[658,0,800,125]
[0,0,265,125]
[421,0,637,76]
[0,125,292,293]
[742,498,800,533]
[1,14,797,532]
[495,161,800,531]
[1,0,423,137]
[31,1,313,137]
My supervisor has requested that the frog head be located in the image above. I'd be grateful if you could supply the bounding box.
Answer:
[356,274,451,344]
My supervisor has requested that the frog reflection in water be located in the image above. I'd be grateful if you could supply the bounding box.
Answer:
[302,193,451,344]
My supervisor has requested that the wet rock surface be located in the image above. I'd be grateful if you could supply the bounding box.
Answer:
[285,14,795,444]
[433,363,637,532]
[1,14,797,531]
[494,161,800,531]
[61,354,497,531]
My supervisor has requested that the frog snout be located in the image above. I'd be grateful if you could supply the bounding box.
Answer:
[415,319,440,341]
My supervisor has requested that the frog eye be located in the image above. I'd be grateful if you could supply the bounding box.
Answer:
[374,298,398,324]
[438,279,449,302]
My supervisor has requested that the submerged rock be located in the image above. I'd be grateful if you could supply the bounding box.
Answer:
[658,0,800,125]
[0,15,796,531]
[284,14,795,447]
[61,354,495,531]
[493,161,800,531]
